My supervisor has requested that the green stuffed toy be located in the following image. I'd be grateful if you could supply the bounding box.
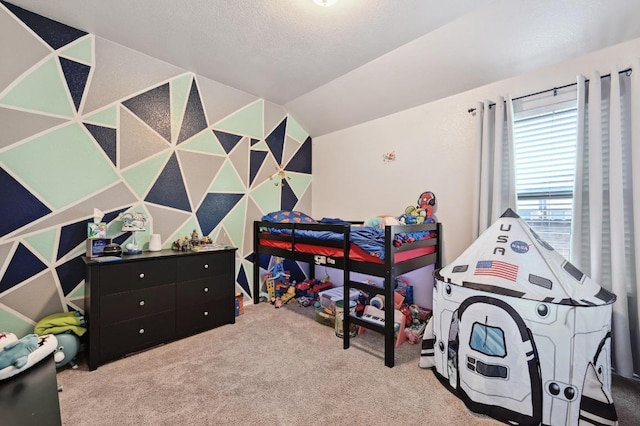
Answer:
[0,333,38,370]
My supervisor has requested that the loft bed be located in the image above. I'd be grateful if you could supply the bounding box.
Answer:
[252,214,442,367]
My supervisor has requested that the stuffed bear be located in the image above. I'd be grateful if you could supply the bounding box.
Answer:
[0,333,38,370]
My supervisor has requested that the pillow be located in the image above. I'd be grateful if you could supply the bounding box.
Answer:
[261,210,317,224]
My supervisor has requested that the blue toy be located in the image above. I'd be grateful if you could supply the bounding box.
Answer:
[0,334,38,370]
[53,333,80,369]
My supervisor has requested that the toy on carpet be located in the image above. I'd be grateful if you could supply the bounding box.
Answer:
[34,311,86,369]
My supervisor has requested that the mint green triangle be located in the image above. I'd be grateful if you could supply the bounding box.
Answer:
[214,99,263,139]
[59,36,93,64]
[122,151,171,198]
[167,217,200,246]
[24,229,57,263]
[209,227,221,240]
[0,57,74,117]
[252,140,269,151]
[250,180,281,214]
[210,160,245,192]
[0,123,119,210]
[222,196,247,251]
[70,284,85,300]
[286,115,309,142]
[171,74,193,143]
[180,130,226,155]
[287,172,313,199]
[84,105,117,127]
[0,307,33,337]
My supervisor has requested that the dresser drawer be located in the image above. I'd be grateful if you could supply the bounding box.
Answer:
[176,300,233,336]
[176,274,233,308]
[177,252,233,281]
[100,284,175,326]
[100,311,175,362]
[100,259,176,295]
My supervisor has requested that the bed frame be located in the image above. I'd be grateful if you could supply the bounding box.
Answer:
[252,220,442,367]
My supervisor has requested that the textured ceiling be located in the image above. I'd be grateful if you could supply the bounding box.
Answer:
[7,0,640,136]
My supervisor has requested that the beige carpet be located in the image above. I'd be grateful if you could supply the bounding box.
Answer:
[57,302,640,425]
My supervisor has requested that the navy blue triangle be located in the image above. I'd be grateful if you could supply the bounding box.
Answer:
[282,259,307,283]
[1,1,88,50]
[237,264,250,295]
[280,179,298,211]
[84,123,117,165]
[59,57,90,111]
[249,150,267,186]
[55,255,85,296]
[251,138,260,146]
[177,79,207,144]
[145,153,191,211]
[0,167,51,238]
[214,130,243,154]
[57,207,129,260]
[259,254,271,272]
[196,193,243,235]
[284,136,312,174]
[265,118,287,165]
[122,83,171,142]
[244,253,255,263]
[0,243,47,293]
[112,232,131,246]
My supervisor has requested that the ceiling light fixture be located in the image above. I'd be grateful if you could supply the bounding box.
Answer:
[313,0,338,6]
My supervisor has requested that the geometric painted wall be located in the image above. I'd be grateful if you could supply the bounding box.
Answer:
[0,1,312,337]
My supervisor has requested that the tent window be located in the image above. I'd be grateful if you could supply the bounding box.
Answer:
[469,322,506,357]
[513,90,578,258]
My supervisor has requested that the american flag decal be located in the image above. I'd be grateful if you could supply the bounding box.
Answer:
[474,260,519,282]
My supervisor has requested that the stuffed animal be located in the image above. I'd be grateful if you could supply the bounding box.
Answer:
[365,216,400,228]
[0,334,38,370]
[53,333,80,369]
[398,191,437,224]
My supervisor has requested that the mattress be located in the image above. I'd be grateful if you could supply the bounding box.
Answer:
[258,239,436,264]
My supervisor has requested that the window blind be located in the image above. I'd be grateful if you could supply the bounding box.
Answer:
[513,107,577,257]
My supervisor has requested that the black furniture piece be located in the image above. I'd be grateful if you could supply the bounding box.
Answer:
[253,220,441,367]
[84,248,236,370]
[0,354,61,426]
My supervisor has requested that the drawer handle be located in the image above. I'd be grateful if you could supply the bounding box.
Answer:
[204,264,209,269]
[203,311,209,316]
[139,273,145,279]
[139,328,145,334]
[203,287,209,293]
[139,300,145,306]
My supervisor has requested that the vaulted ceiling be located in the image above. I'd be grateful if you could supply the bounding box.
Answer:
[8,0,640,136]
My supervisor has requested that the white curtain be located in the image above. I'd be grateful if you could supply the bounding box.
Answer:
[473,97,517,239]
[571,62,640,378]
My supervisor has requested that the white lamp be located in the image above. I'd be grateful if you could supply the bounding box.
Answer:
[120,212,147,254]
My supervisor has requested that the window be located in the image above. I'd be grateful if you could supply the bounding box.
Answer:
[469,322,506,357]
[513,91,578,258]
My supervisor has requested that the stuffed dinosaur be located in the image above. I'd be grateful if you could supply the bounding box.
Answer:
[0,333,38,370]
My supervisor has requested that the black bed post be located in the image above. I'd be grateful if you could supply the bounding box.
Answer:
[343,224,351,350]
[384,225,394,368]
[253,221,260,304]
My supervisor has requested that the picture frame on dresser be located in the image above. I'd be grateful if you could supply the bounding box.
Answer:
[83,248,237,370]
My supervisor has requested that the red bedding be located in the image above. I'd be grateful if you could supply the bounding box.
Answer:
[258,239,436,264]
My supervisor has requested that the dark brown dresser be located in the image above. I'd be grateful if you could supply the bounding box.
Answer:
[84,248,236,370]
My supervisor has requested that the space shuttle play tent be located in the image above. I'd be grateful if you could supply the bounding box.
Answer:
[420,209,618,425]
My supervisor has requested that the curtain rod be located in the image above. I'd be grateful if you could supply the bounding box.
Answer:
[467,67,633,114]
